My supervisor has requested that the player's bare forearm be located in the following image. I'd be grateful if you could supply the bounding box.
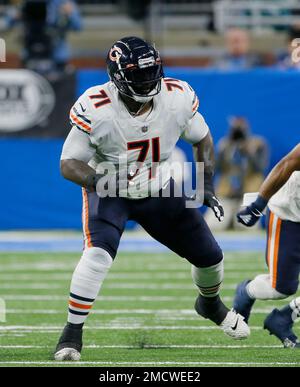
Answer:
[193,131,215,178]
[60,159,97,190]
[192,131,224,221]
[260,143,300,201]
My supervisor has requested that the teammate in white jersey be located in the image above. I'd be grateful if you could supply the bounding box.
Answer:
[54,37,249,361]
[234,143,300,347]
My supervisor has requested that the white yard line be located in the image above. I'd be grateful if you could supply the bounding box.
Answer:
[0,361,297,366]
[0,344,282,349]
[1,294,195,302]
[0,325,263,331]
[4,309,195,314]
[0,284,66,289]
[1,295,289,304]
[5,308,276,314]
[0,272,257,280]
[0,262,261,271]
[0,283,236,290]
[0,295,236,303]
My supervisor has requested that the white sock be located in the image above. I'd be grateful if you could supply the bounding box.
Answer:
[247,274,287,300]
[68,247,113,324]
[289,297,300,322]
[191,260,224,297]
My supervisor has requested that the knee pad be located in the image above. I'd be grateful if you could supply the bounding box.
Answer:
[71,247,113,302]
[80,247,113,275]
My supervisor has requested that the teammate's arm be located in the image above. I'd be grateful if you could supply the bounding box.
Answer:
[259,143,300,200]
[60,127,99,191]
[237,143,300,226]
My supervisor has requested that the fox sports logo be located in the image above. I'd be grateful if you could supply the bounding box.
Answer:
[0,69,55,132]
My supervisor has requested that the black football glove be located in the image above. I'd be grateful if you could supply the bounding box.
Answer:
[204,191,224,222]
[237,195,268,227]
[201,172,224,222]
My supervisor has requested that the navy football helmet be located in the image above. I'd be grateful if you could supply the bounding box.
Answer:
[106,36,164,102]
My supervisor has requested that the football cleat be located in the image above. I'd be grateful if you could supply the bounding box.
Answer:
[220,309,250,340]
[264,308,300,348]
[233,279,255,323]
[54,323,83,361]
[54,347,81,361]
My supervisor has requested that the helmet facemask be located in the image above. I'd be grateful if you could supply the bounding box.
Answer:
[113,58,163,102]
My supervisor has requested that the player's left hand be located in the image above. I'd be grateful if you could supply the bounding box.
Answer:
[204,193,224,222]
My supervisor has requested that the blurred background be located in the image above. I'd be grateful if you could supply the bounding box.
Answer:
[0,0,299,238]
[0,3,299,365]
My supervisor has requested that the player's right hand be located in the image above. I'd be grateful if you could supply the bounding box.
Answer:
[237,195,268,227]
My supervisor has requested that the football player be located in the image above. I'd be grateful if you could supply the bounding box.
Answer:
[54,36,249,361]
[234,143,300,348]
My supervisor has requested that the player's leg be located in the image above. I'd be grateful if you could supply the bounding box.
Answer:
[234,210,300,347]
[233,210,289,322]
[262,213,300,347]
[133,183,249,339]
[54,190,129,361]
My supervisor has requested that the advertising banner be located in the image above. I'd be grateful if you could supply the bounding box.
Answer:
[0,69,76,137]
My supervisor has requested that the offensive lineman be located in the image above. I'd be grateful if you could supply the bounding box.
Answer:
[234,143,300,348]
[54,37,249,361]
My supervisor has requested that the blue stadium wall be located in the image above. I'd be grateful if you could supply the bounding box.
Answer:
[1,68,299,229]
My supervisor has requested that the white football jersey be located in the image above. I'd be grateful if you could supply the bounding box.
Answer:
[62,78,209,199]
[269,171,300,222]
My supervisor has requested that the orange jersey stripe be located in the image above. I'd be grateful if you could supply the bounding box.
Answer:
[82,189,93,248]
[192,98,199,112]
[164,80,184,92]
[267,212,274,266]
[69,300,92,310]
[272,217,282,288]
[70,113,91,133]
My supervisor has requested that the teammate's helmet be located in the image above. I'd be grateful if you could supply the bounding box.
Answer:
[106,36,164,102]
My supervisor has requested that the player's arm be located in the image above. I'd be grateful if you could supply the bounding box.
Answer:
[237,143,300,226]
[193,131,224,222]
[61,92,110,191]
[182,112,224,221]
[259,143,300,199]
[60,127,99,191]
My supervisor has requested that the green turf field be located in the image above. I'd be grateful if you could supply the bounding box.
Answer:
[0,251,299,367]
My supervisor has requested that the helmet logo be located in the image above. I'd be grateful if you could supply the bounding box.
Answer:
[138,56,155,68]
[109,46,122,62]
